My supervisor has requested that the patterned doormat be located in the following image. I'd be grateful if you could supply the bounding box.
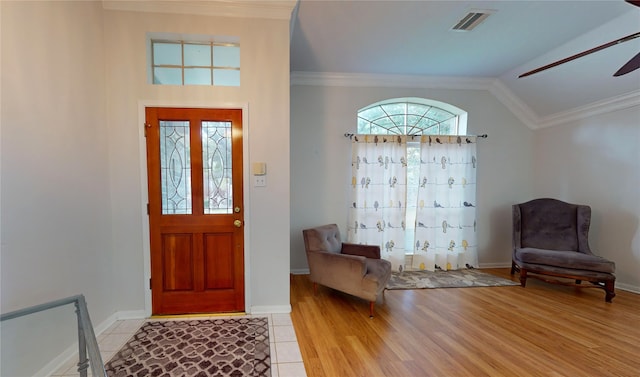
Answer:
[105,317,270,377]
[387,269,520,290]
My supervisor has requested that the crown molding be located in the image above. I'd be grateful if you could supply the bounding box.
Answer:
[290,71,540,129]
[487,80,539,129]
[537,90,640,128]
[290,71,492,90]
[102,0,296,20]
[290,71,639,129]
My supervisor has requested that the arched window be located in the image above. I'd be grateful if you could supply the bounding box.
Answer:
[348,98,476,270]
[357,97,467,136]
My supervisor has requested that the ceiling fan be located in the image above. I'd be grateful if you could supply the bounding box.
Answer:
[519,0,640,78]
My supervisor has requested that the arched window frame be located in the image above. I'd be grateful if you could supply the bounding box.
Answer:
[353,98,469,258]
[357,97,467,136]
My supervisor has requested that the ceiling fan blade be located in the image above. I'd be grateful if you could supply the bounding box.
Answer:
[614,51,640,76]
[519,32,640,78]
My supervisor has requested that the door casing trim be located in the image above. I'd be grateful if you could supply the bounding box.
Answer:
[137,100,251,317]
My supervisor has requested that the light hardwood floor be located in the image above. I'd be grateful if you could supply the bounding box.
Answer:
[290,269,640,377]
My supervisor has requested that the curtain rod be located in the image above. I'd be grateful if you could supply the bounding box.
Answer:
[343,133,488,139]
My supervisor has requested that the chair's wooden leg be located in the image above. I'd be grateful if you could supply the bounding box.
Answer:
[510,261,516,275]
[605,281,616,303]
[369,301,375,318]
[519,269,527,287]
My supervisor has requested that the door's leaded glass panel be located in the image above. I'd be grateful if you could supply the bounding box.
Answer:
[202,121,233,214]
[160,121,192,214]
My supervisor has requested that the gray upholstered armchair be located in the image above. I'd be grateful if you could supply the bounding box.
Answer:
[302,224,392,317]
[512,198,616,302]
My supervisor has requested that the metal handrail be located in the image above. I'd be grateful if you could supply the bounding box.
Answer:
[0,294,107,377]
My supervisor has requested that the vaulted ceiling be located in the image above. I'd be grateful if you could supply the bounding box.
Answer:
[290,0,640,128]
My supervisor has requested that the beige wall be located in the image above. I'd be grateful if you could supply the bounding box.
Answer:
[1,2,291,375]
[103,9,292,315]
[1,2,113,375]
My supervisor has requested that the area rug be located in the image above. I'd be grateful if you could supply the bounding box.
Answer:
[386,269,520,290]
[105,317,270,377]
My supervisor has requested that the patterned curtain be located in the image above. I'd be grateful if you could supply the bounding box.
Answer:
[346,135,407,271]
[411,136,478,271]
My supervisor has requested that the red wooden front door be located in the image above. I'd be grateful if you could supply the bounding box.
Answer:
[145,107,244,314]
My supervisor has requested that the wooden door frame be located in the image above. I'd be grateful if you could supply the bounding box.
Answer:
[137,100,251,317]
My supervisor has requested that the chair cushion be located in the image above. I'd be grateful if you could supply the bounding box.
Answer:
[515,247,615,274]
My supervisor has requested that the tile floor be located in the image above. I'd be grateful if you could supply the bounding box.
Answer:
[51,313,307,377]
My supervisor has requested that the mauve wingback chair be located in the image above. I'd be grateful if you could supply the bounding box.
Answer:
[512,198,616,302]
[302,224,392,317]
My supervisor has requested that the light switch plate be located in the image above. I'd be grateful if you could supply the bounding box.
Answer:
[254,175,266,187]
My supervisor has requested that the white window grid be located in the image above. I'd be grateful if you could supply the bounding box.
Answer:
[357,101,460,136]
[151,40,240,86]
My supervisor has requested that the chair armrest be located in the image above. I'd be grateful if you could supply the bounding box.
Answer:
[307,250,367,282]
[342,243,381,259]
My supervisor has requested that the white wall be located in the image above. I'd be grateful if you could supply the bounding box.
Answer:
[103,9,291,314]
[1,2,113,376]
[290,82,535,272]
[533,105,640,291]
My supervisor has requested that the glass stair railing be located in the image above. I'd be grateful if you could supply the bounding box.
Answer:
[0,294,107,377]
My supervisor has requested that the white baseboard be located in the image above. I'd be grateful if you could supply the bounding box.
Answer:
[115,310,147,320]
[290,268,310,275]
[37,310,146,376]
[617,283,640,295]
[250,305,292,314]
[34,345,78,377]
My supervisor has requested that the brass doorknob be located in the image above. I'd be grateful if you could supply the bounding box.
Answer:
[234,220,242,228]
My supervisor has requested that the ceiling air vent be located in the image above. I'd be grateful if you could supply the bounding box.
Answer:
[451,10,493,31]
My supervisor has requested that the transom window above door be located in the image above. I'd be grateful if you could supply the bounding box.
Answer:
[150,39,240,86]
[357,98,467,136]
